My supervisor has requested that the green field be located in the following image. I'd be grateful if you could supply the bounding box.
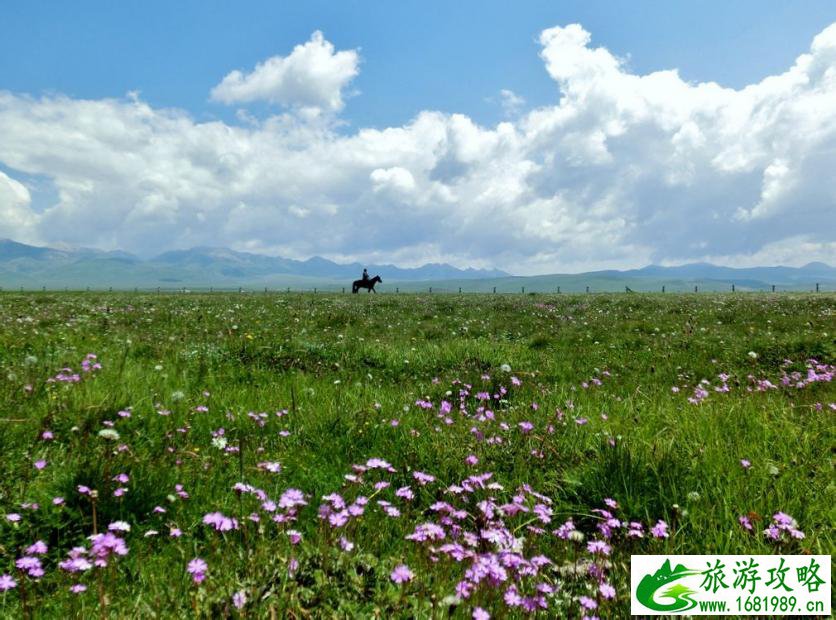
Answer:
[0,292,833,618]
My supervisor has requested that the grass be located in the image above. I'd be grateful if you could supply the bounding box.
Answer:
[0,292,833,618]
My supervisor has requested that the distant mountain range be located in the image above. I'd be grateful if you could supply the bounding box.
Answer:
[0,239,507,288]
[0,239,833,292]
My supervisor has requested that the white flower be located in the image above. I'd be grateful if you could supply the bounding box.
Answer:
[98,429,120,441]
[108,521,131,532]
[747,351,758,359]
[568,530,585,543]
[500,363,512,373]
[211,436,228,450]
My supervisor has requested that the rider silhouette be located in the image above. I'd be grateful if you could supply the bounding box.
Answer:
[361,268,369,283]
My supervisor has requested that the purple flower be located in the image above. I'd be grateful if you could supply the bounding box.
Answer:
[587,540,611,556]
[89,532,128,566]
[70,583,87,594]
[232,590,246,610]
[0,574,17,591]
[600,582,616,599]
[26,540,48,555]
[413,471,435,485]
[187,558,207,583]
[33,459,47,471]
[740,459,751,469]
[258,461,282,473]
[278,488,307,509]
[472,607,490,620]
[579,596,598,610]
[390,564,414,584]
[15,556,43,578]
[202,511,239,531]
[406,522,446,542]
[395,486,414,501]
[651,520,669,539]
[365,457,394,470]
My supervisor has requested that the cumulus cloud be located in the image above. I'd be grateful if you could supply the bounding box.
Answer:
[0,170,39,241]
[210,31,359,113]
[0,23,835,272]
[370,167,416,194]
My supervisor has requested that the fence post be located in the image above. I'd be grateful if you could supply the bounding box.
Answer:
[493,286,496,294]
[586,286,589,293]
[771,285,775,292]
[662,285,665,293]
[429,287,432,293]
[557,286,560,294]
[342,287,345,294]
[396,287,399,293]
[459,287,462,294]
[732,284,735,292]
[694,285,698,293]
[816,283,820,292]
[314,288,317,294]
[265,287,268,293]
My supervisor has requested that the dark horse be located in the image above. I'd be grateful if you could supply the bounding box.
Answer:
[352,275,382,293]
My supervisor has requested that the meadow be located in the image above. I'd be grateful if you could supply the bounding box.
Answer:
[0,291,833,618]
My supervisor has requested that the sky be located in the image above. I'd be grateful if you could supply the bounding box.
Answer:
[0,1,835,274]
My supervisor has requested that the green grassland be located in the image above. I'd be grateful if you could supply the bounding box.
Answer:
[0,292,833,618]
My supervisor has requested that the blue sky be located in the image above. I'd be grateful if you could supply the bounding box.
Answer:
[3,1,834,129]
[0,1,835,273]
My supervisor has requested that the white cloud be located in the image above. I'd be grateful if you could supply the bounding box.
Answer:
[370,167,416,194]
[210,31,359,113]
[0,170,39,241]
[0,24,835,272]
[499,89,525,116]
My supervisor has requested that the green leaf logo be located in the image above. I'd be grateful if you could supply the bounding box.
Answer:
[636,559,701,613]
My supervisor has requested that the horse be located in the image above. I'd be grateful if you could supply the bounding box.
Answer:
[352,275,382,293]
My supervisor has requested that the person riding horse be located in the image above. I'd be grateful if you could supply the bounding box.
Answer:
[353,269,381,293]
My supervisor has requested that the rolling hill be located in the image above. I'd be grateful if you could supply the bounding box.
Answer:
[0,239,833,292]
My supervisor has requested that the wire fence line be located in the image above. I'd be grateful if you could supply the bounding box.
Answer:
[0,283,831,295]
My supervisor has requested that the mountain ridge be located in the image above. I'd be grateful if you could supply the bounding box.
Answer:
[0,239,833,291]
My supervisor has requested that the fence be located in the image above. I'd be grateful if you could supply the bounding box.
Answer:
[0,283,830,295]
